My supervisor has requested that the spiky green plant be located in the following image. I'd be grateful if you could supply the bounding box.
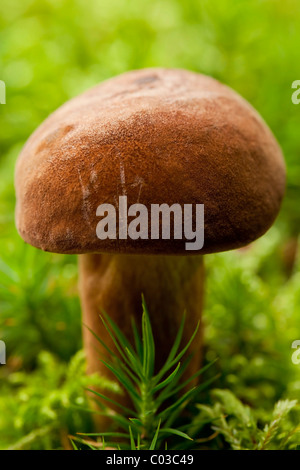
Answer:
[195,389,300,450]
[74,297,215,450]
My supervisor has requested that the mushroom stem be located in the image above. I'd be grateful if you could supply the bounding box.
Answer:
[78,253,204,415]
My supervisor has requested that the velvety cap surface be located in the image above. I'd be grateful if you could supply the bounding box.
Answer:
[15,68,286,255]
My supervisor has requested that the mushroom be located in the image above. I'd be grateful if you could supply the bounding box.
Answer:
[15,68,285,419]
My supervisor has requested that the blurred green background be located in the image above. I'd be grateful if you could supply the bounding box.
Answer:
[1,0,300,450]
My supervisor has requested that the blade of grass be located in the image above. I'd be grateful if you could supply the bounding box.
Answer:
[129,426,136,450]
[159,428,193,441]
[159,361,218,404]
[155,321,200,382]
[149,419,161,450]
[98,312,142,375]
[141,300,155,378]
[101,311,136,357]
[100,359,141,402]
[167,322,200,370]
[152,363,181,394]
[152,313,186,384]
[158,385,200,422]
[85,388,138,417]
[124,347,145,379]
[85,324,141,384]
[131,316,143,361]
[78,432,129,438]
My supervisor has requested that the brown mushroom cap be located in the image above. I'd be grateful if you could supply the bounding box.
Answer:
[15,68,286,255]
